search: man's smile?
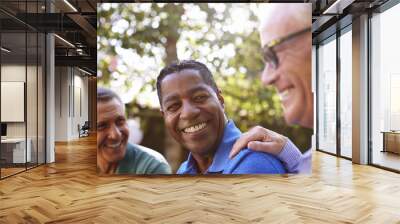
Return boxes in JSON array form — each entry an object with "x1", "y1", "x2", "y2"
[
  {"x1": 277, "y1": 85, "x2": 295, "y2": 102},
  {"x1": 104, "y1": 141, "x2": 122, "y2": 149},
  {"x1": 181, "y1": 122, "x2": 207, "y2": 134}
]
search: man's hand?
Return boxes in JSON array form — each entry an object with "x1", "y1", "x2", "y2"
[{"x1": 229, "y1": 126, "x2": 288, "y2": 159}]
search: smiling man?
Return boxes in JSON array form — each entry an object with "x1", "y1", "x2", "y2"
[
  {"x1": 259, "y1": 5, "x2": 312, "y2": 127},
  {"x1": 229, "y1": 4, "x2": 312, "y2": 174},
  {"x1": 156, "y1": 60, "x2": 285, "y2": 174},
  {"x1": 97, "y1": 87, "x2": 171, "y2": 175}
]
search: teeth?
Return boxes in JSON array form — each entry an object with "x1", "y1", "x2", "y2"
[
  {"x1": 183, "y1": 122, "x2": 207, "y2": 133},
  {"x1": 279, "y1": 89, "x2": 290, "y2": 100},
  {"x1": 106, "y1": 142, "x2": 121, "y2": 148}
]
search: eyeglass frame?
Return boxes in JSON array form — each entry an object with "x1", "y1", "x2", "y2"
[{"x1": 261, "y1": 27, "x2": 311, "y2": 69}]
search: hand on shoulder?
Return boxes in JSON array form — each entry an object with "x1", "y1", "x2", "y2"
[{"x1": 229, "y1": 126, "x2": 288, "y2": 159}]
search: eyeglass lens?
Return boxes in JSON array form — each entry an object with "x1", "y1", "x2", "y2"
[{"x1": 263, "y1": 47, "x2": 279, "y2": 69}]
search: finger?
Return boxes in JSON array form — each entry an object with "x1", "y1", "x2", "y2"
[
  {"x1": 230, "y1": 131, "x2": 266, "y2": 159},
  {"x1": 247, "y1": 141, "x2": 280, "y2": 155},
  {"x1": 229, "y1": 140, "x2": 247, "y2": 159}
]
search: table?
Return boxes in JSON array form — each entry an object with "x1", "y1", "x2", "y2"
[
  {"x1": 1, "y1": 138, "x2": 31, "y2": 163},
  {"x1": 381, "y1": 131, "x2": 400, "y2": 154}
]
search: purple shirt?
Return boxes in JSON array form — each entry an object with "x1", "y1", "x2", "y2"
[{"x1": 277, "y1": 140, "x2": 312, "y2": 174}]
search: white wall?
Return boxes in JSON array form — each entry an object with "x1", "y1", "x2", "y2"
[
  {"x1": 1, "y1": 65, "x2": 26, "y2": 141},
  {"x1": 73, "y1": 73, "x2": 89, "y2": 137},
  {"x1": 55, "y1": 66, "x2": 68, "y2": 141},
  {"x1": 1, "y1": 65, "x2": 32, "y2": 137},
  {"x1": 54, "y1": 67, "x2": 89, "y2": 141}
]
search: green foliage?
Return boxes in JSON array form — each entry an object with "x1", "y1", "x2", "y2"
[{"x1": 98, "y1": 3, "x2": 312, "y2": 152}]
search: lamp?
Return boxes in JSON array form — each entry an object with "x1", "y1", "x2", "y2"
[
  {"x1": 78, "y1": 67, "x2": 93, "y2": 76},
  {"x1": 1, "y1": 47, "x2": 11, "y2": 53},
  {"x1": 54, "y1": 34, "x2": 75, "y2": 48},
  {"x1": 63, "y1": 0, "x2": 78, "y2": 12}
]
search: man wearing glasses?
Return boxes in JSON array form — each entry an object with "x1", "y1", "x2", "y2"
[{"x1": 229, "y1": 4, "x2": 312, "y2": 174}]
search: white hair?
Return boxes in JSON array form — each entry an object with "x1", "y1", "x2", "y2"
[{"x1": 258, "y1": 3, "x2": 311, "y2": 32}]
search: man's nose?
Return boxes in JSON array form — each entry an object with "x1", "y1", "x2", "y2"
[
  {"x1": 108, "y1": 124, "x2": 122, "y2": 140},
  {"x1": 180, "y1": 101, "x2": 200, "y2": 120},
  {"x1": 261, "y1": 63, "x2": 279, "y2": 86}
]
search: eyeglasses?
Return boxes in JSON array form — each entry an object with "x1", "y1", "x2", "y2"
[{"x1": 262, "y1": 27, "x2": 311, "y2": 69}]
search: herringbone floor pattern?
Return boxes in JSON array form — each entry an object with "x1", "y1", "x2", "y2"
[{"x1": 1, "y1": 135, "x2": 400, "y2": 223}]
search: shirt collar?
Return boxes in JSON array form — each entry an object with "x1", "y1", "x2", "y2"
[
  {"x1": 116, "y1": 143, "x2": 136, "y2": 173},
  {"x1": 182, "y1": 120, "x2": 241, "y2": 174}
]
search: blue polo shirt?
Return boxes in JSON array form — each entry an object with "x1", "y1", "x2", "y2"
[{"x1": 177, "y1": 120, "x2": 285, "y2": 174}]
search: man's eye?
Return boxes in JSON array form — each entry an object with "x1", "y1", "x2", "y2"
[
  {"x1": 167, "y1": 103, "x2": 180, "y2": 112},
  {"x1": 97, "y1": 123, "x2": 107, "y2": 130},
  {"x1": 116, "y1": 118, "x2": 126, "y2": 126},
  {"x1": 194, "y1": 95, "x2": 207, "y2": 102}
]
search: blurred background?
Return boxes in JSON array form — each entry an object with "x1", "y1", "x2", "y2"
[{"x1": 97, "y1": 3, "x2": 312, "y2": 172}]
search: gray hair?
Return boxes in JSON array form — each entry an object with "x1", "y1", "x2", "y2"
[{"x1": 97, "y1": 87, "x2": 123, "y2": 104}]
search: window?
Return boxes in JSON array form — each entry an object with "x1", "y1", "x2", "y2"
[
  {"x1": 339, "y1": 28, "x2": 352, "y2": 158},
  {"x1": 0, "y1": 1, "x2": 46, "y2": 179},
  {"x1": 317, "y1": 36, "x2": 337, "y2": 154},
  {"x1": 370, "y1": 2, "x2": 400, "y2": 171}
]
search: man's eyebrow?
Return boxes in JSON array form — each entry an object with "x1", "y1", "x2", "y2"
[
  {"x1": 162, "y1": 94, "x2": 179, "y2": 105},
  {"x1": 116, "y1": 115, "x2": 126, "y2": 120},
  {"x1": 187, "y1": 86, "x2": 210, "y2": 95},
  {"x1": 162, "y1": 85, "x2": 212, "y2": 105},
  {"x1": 97, "y1": 120, "x2": 106, "y2": 126}
]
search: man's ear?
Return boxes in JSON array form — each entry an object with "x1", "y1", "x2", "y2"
[{"x1": 217, "y1": 88, "x2": 225, "y2": 108}]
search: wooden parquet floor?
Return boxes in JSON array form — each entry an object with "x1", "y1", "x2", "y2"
[
  {"x1": 1, "y1": 135, "x2": 400, "y2": 223},
  {"x1": 1, "y1": 167, "x2": 26, "y2": 177}
]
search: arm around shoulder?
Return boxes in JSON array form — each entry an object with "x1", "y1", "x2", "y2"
[{"x1": 277, "y1": 140, "x2": 312, "y2": 174}]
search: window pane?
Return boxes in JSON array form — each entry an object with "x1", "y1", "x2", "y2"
[
  {"x1": 0, "y1": 1, "x2": 46, "y2": 179},
  {"x1": 1, "y1": 30, "x2": 27, "y2": 177},
  {"x1": 371, "y1": 3, "x2": 400, "y2": 171},
  {"x1": 340, "y1": 29, "x2": 352, "y2": 158},
  {"x1": 318, "y1": 37, "x2": 337, "y2": 154}
]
